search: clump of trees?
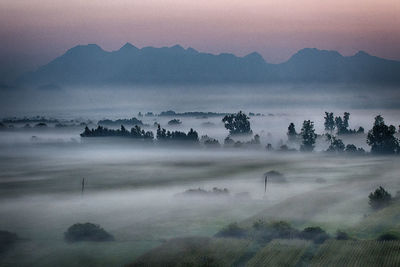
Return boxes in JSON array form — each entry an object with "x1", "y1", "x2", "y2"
[
  {"x1": 336, "y1": 230, "x2": 350, "y2": 240},
  {"x1": 222, "y1": 134, "x2": 260, "y2": 148},
  {"x1": 345, "y1": 144, "x2": 365, "y2": 154},
  {"x1": 326, "y1": 134, "x2": 345, "y2": 153},
  {"x1": 369, "y1": 186, "x2": 392, "y2": 210},
  {"x1": 222, "y1": 111, "x2": 252, "y2": 135},
  {"x1": 167, "y1": 119, "x2": 182, "y2": 125},
  {"x1": 156, "y1": 125, "x2": 199, "y2": 143},
  {"x1": 377, "y1": 232, "x2": 399, "y2": 241},
  {"x1": 300, "y1": 226, "x2": 330, "y2": 244},
  {"x1": 200, "y1": 135, "x2": 220, "y2": 148},
  {"x1": 300, "y1": 120, "x2": 317, "y2": 152},
  {"x1": 64, "y1": 223, "x2": 114, "y2": 242},
  {"x1": 324, "y1": 111, "x2": 364, "y2": 135},
  {"x1": 367, "y1": 115, "x2": 399, "y2": 154},
  {"x1": 98, "y1": 117, "x2": 143, "y2": 126},
  {"x1": 81, "y1": 125, "x2": 154, "y2": 139}
]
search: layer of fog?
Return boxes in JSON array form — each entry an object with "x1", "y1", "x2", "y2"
[{"x1": 1, "y1": 84, "x2": 400, "y2": 266}]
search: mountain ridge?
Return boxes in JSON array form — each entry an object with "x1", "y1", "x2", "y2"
[{"x1": 17, "y1": 44, "x2": 400, "y2": 86}]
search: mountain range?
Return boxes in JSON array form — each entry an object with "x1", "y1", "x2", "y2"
[{"x1": 17, "y1": 43, "x2": 400, "y2": 87}]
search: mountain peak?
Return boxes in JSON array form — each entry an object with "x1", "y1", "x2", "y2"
[
  {"x1": 120, "y1": 42, "x2": 138, "y2": 51},
  {"x1": 65, "y1": 44, "x2": 104, "y2": 56},
  {"x1": 170, "y1": 44, "x2": 184, "y2": 51},
  {"x1": 287, "y1": 48, "x2": 343, "y2": 64},
  {"x1": 244, "y1": 52, "x2": 265, "y2": 62}
]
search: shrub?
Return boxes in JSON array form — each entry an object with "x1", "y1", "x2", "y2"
[
  {"x1": 215, "y1": 223, "x2": 247, "y2": 238},
  {"x1": 167, "y1": 119, "x2": 182, "y2": 125},
  {"x1": 300, "y1": 226, "x2": 330, "y2": 244},
  {"x1": 336, "y1": 230, "x2": 350, "y2": 240},
  {"x1": 64, "y1": 223, "x2": 114, "y2": 242},
  {"x1": 377, "y1": 232, "x2": 399, "y2": 241},
  {"x1": 368, "y1": 186, "x2": 392, "y2": 210}
]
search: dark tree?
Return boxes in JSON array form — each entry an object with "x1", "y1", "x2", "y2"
[
  {"x1": 167, "y1": 119, "x2": 182, "y2": 125},
  {"x1": 300, "y1": 226, "x2": 330, "y2": 244},
  {"x1": 336, "y1": 230, "x2": 350, "y2": 240},
  {"x1": 367, "y1": 115, "x2": 399, "y2": 154},
  {"x1": 326, "y1": 134, "x2": 345, "y2": 153},
  {"x1": 343, "y1": 112, "x2": 350, "y2": 129},
  {"x1": 64, "y1": 223, "x2": 114, "y2": 242},
  {"x1": 369, "y1": 186, "x2": 392, "y2": 210},
  {"x1": 287, "y1": 123, "x2": 297, "y2": 141},
  {"x1": 156, "y1": 125, "x2": 199, "y2": 142},
  {"x1": 222, "y1": 111, "x2": 252, "y2": 135},
  {"x1": 334, "y1": 112, "x2": 351, "y2": 134},
  {"x1": 300, "y1": 120, "x2": 317, "y2": 152},
  {"x1": 324, "y1": 112, "x2": 335, "y2": 132},
  {"x1": 80, "y1": 125, "x2": 153, "y2": 139}
]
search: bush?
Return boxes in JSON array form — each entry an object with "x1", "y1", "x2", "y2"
[
  {"x1": 300, "y1": 226, "x2": 330, "y2": 244},
  {"x1": 251, "y1": 220, "x2": 299, "y2": 243},
  {"x1": 215, "y1": 223, "x2": 247, "y2": 238},
  {"x1": 64, "y1": 223, "x2": 114, "y2": 242},
  {"x1": 377, "y1": 232, "x2": 399, "y2": 241},
  {"x1": 167, "y1": 119, "x2": 182, "y2": 125},
  {"x1": 336, "y1": 230, "x2": 350, "y2": 240},
  {"x1": 369, "y1": 186, "x2": 392, "y2": 210}
]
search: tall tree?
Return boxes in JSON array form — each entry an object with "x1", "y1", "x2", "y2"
[
  {"x1": 324, "y1": 112, "x2": 335, "y2": 132},
  {"x1": 367, "y1": 115, "x2": 399, "y2": 154},
  {"x1": 222, "y1": 111, "x2": 252, "y2": 135},
  {"x1": 287, "y1": 122, "x2": 297, "y2": 142},
  {"x1": 300, "y1": 120, "x2": 317, "y2": 152}
]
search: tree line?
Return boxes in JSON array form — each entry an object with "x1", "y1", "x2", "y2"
[{"x1": 81, "y1": 111, "x2": 399, "y2": 154}]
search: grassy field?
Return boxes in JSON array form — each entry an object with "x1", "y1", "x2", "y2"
[
  {"x1": 310, "y1": 240, "x2": 400, "y2": 266},
  {"x1": 247, "y1": 239, "x2": 312, "y2": 267},
  {"x1": 129, "y1": 237, "x2": 250, "y2": 267}
]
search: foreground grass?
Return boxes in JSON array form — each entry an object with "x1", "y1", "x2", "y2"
[
  {"x1": 247, "y1": 239, "x2": 311, "y2": 267},
  {"x1": 310, "y1": 240, "x2": 400, "y2": 266},
  {"x1": 129, "y1": 237, "x2": 250, "y2": 267}
]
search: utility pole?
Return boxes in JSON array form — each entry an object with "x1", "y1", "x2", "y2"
[
  {"x1": 81, "y1": 178, "x2": 85, "y2": 196},
  {"x1": 264, "y1": 175, "x2": 267, "y2": 193}
]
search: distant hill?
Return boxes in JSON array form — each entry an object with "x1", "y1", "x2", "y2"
[{"x1": 17, "y1": 44, "x2": 400, "y2": 86}]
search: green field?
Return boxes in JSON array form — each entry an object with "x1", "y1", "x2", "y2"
[{"x1": 310, "y1": 240, "x2": 400, "y2": 266}]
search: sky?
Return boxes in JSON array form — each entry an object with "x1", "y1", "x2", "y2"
[{"x1": 0, "y1": 0, "x2": 399, "y2": 82}]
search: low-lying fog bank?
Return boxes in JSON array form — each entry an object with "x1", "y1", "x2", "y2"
[{"x1": 0, "y1": 139, "x2": 399, "y2": 266}]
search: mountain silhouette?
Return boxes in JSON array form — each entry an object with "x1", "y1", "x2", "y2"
[{"x1": 17, "y1": 44, "x2": 400, "y2": 86}]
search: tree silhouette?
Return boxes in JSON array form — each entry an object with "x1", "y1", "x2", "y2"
[
  {"x1": 367, "y1": 115, "x2": 399, "y2": 154},
  {"x1": 326, "y1": 134, "x2": 345, "y2": 153},
  {"x1": 324, "y1": 112, "x2": 335, "y2": 132},
  {"x1": 222, "y1": 111, "x2": 252, "y2": 135},
  {"x1": 369, "y1": 186, "x2": 392, "y2": 210},
  {"x1": 300, "y1": 120, "x2": 317, "y2": 152},
  {"x1": 287, "y1": 123, "x2": 297, "y2": 141}
]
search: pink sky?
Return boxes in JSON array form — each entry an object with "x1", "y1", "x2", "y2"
[{"x1": 0, "y1": 0, "x2": 399, "y2": 79}]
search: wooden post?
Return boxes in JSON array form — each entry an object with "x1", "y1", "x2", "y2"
[{"x1": 81, "y1": 178, "x2": 85, "y2": 196}]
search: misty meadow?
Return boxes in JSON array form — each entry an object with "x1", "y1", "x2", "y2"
[{"x1": 1, "y1": 0, "x2": 400, "y2": 266}]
